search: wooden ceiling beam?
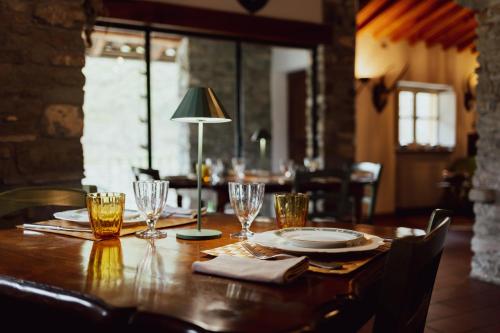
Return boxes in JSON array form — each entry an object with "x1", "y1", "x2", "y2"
[
  {"x1": 440, "y1": 18, "x2": 477, "y2": 48},
  {"x1": 420, "y1": 7, "x2": 471, "y2": 42},
  {"x1": 457, "y1": 36, "x2": 476, "y2": 51},
  {"x1": 454, "y1": 30, "x2": 477, "y2": 49},
  {"x1": 374, "y1": 0, "x2": 440, "y2": 39},
  {"x1": 360, "y1": 0, "x2": 419, "y2": 36},
  {"x1": 357, "y1": 0, "x2": 393, "y2": 30},
  {"x1": 395, "y1": 1, "x2": 457, "y2": 42}
]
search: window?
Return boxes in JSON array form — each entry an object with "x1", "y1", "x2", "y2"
[{"x1": 397, "y1": 82, "x2": 456, "y2": 150}]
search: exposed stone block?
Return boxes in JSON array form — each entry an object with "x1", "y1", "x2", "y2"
[
  {"x1": 34, "y1": 1, "x2": 86, "y2": 29},
  {"x1": 42, "y1": 104, "x2": 83, "y2": 138}
]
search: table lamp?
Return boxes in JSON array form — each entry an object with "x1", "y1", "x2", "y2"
[{"x1": 171, "y1": 87, "x2": 231, "y2": 240}]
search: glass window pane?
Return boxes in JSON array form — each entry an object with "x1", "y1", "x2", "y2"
[
  {"x1": 398, "y1": 91, "x2": 414, "y2": 117},
  {"x1": 438, "y1": 90, "x2": 456, "y2": 147},
  {"x1": 82, "y1": 28, "x2": 146, "y2": 207},
  {"x1": 416, "y1": 92, "x2": 438, "y2": 118},
  {"x1": 416, "y1": 119, "x2": 438, "y2": 146},
  {"x1": 399, "y1": 118, "x2": 414, "y2": 146}
]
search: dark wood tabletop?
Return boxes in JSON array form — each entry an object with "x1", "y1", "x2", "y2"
[{"x1": 0, "y1": 212, "x2": 424, "y2": 332}]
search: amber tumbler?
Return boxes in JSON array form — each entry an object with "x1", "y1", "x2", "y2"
[
  {"x1": 274, "y1": 193, "x2": 309, "y2": 229},
  {"x1": 87, "y1": 192, "x2": 125, "y2": 239}
]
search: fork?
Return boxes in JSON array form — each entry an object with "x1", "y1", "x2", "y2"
[{"x1": 241, "y1": 242, "x2": 343, "y2": 270}]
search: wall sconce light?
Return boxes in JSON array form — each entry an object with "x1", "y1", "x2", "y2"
[
  {"x1": 251, "y1": 128, "x2": 271, "y2": 170},
  {"x1": 464, "y1": 73, "x2": 477, "y2": 112},
  {"x1": 356, "y1": 64, "x2": 408, "y2": 113}
]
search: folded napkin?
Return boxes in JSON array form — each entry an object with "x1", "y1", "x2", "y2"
[
  {"x1": 162, "y1": 205, "x2": 207, "y2": 218},
  {"x1": 192, "y1": 255, "x2": 309, "y2": 284}
]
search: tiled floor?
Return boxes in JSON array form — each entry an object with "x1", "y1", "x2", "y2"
[{"x1": 359, "y1": 214, "x2": 500, "y2": 333}]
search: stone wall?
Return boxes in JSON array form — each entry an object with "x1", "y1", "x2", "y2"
[
  {"x1": 457, "y1": 0, "x2": 500, "y2": 285},
  {"x1": 318, "y1": 0, "x2": 356, "y2": 168},
  {"x1": 181, "y1": 38, "x2": 271, "y2": 170},
  {"x1": 0, "y1": 0, "x2": 94, "y2": 188}
]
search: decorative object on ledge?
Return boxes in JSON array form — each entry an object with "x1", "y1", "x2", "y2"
[
  {"x1": 371, "y1": 64, "x2": 408, "y2": 113},
  {"x1": 171, "y1": 87, "x2": 231, "y2": 240},
  {"x1": 237, "y1": 0, "x2": 269, "y2": 14},
  {"x1": 251, "y1": 128, "x2": 271, "y2": 170}
]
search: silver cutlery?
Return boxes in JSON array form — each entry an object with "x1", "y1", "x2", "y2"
[
  {"x1": 242, "y1": 242, "x2": 343, "y2": 270},
  {"x1": 22, "y1": 224, "x2": 93, "y2": 233}
]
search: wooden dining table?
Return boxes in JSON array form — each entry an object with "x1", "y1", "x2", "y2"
[
  {"x1": 0, "y1": 209, "x2": 424, "y2": 332},
  {"x1": 165, "y1": 173, "x2": 374, "y2": 222}
]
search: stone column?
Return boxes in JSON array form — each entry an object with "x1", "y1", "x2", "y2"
[
  {"x1": 457, "y1": 0, "x2": 500, "y2": 285},
  {"x1": 0, "y1": 0, "x2": 96, "y2": 187},
  {"x1": 318, "y1": 0, "x2": 356, "y2": 168}
]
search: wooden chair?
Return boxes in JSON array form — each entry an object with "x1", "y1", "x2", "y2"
[
  {"x1": 294, "y1": 167, "x2": 351, "y2": 221},
  {"x1": 131, "y1": 167, "x2": 160, "y2": 181},
  {"x1": 426, "y1": 208, "x2": 452, "y2": 234},
  {"x1": 373, "y1": 216, "x2": 451, "y2": 333},
  {"x1": 352, "y1": 162, "x2": 383, "y2": 224},
  {"x1": 0, "y1": 186, "x2": 95, "y2": 218}
]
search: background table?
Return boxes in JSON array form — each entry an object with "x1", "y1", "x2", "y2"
[
  {"x1": 165, "y1": 174, "x2": 373, "y2": 222},
  {"x1": 0, "y1": 211, "x2": 424, "y2": 332}
]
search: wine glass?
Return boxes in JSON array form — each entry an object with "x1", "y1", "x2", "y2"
[
  {"x1": 231, "y1": 157, "x2": 246, "y2": 180},
  {"x1": 279, "y1": 159, "x2": 296, "y2": 179},
  {"x1": 228, "y1": 182, "x2": 265, "y2": 239},
  {"x1": 133, "y1": 180, "x2": 169, "y2": 239}
]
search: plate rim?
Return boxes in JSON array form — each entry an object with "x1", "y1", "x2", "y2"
[
  {"x1": 274, "y1": 227, "x2": 365, "y2": 246},
  {"x1": 53, "y1": 208, "x2": 143, "y2": 224},
  {"x1": 250, "y1": 230, "x2": 384, "y2": 254}
]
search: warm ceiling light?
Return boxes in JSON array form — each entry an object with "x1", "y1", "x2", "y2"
[
  {"x1": 120, "y1": 44, "x2": 131, "y2": 53},
  {"x1": 136, "y1": 46, "x2": 145, "y2": 54},
  {"x1": 165, "y1": 48, "x2": 176, "y2": 57}
]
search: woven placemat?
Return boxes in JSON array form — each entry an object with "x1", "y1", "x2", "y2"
[
  {"x1": 203, "y1": 241, "x2": 390, "y2": 275},
  {"x1": 18, "y1": 217, "x2": 196, "y2": 241}
]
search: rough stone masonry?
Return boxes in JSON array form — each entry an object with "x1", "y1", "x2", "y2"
[
  {"x1": 458, "y1": 0, "x2": 500, "y2": 285},
  {"x1": 0, "y1": 0, "x2": 95, "y2": 188}
]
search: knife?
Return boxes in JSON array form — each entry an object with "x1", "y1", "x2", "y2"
[{"x1": 22, "y1": 224, "x2": 93, "y2": 233}]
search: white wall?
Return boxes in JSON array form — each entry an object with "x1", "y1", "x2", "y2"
[
  {"x1": 270, "y1": 47, "x2": 311, "y2": 171},
  {"x1": 152, "y1": 0, "x2": 323, "y2": 23}
]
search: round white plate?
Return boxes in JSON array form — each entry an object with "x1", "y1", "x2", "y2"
[
  {"x1": 250, "y1": 230, "x2": 384, "y2": 254},
  {"x1": 274, "y1": 227, "x2": 365, "y2": 249},
  {"x1": 53, "y1": 209, "x2": 143, "y2": 224}
]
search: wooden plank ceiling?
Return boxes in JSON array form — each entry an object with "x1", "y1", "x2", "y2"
[{"x1": 357, "y1": 0, "x2": 477, "y2": 52}]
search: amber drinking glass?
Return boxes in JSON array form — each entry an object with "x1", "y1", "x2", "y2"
[
  {"x1": 86, "y1": 192, "x2": 125, "y2": 239},
  {"x1": 274, "y1": 193, "x2": 309, "y2": 229}
]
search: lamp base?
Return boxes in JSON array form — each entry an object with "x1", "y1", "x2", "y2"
[{"x1": 175, "y1": 228, "x2": 222, "y2": 240}]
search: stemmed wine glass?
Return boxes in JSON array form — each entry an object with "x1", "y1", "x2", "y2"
[
  {"x1": 228, "y1": 182, "x2": 265, "y2": 239},
  {"x1": 133, "y1": 180, "x2": 169, "y2": 239}
]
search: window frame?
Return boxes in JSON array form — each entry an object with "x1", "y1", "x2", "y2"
[{"x1": 395, "y1": 81, "x2": 456, "y2": 153}]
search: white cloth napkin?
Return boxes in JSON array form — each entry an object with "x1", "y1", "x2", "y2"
[
  {"x1": 192, "y1": 255, "x2": 309, "y2": 284},
  {"x1": 162, "y1": 205, "x2": 207, "y2": 218}
]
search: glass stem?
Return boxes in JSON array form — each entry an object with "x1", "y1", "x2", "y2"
[{"x1": 146, "y1": 218, "x2": 156, "y2": 233}]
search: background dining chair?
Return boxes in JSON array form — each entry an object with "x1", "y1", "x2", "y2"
[
  {"x1": 0, "y1": 186, "x2": 95, "y2": 218},
  {"x1": 294, "y1": 167, "x2": 351, "y2": 221},
  {"x1": 426, "y1": 208, "x2": 452, "y2": 234},
  {"x1": 351, "y1": 162, "x2": 383, "y2": 224},
  {"x1": 372, "y1": 216, "x2": 451, "y2": 333},
  {"x1": 131, "y1": 167, "x2": 161, "y2": 181}
]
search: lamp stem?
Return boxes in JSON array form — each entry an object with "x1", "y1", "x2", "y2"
[{"x1": 197, "y1": 121, "x2": 203, "y2": 232}]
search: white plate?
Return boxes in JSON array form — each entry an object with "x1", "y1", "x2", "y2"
[
  {"x1": 250, "y1": 230, "x2": 384, "y2": 254},
  {"x1": 274, "y1": 227, "x2": 365, "y2": 249},
  {"x1": 53, "y1": 209, "x2": 143, "y2": 224}
]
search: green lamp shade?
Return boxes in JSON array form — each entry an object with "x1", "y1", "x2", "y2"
[{"x1": 171, "y1": 87, "x2": 232, "y2": 123}]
